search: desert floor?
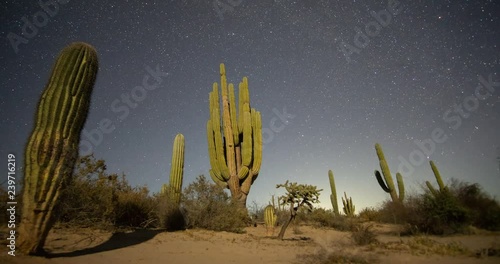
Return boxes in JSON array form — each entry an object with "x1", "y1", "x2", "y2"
[{"x1": 1, "y1": 223, "x2": 499, "y2": 264}]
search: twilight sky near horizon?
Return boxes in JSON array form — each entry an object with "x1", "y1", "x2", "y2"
[{"x1": 1, "y1": 0, "x2": 499, "y2": 210}]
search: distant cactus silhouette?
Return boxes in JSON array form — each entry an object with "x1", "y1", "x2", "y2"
[
  {"x1": 342, "y1": 192, "x2": 355, "y2": 217},
  {"x1": 18, "y1": 42, "x2": 98, "y2": 255}
]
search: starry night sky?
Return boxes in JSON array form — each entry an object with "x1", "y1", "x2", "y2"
[{"x1": 1, "y1": 0, "x2": 499, "y2": 210}]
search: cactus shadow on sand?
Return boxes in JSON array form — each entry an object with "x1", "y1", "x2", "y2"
[{"x1": 45, "y1": 229, "x2": 164, "y2": 258}]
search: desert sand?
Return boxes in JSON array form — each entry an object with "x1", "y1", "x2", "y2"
[{"x1": 1, "y1": 223, "x2": 499, "y2": 264}]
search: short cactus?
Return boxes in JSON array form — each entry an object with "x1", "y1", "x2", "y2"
[
  {"x1": 264, "y1": 205, "x2": 277, "y2": 236},
  {"x1": 342, "y1": 192, "x2": 355, "y2": 217}
]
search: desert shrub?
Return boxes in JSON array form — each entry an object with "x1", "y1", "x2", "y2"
[
  {"x1": 113, "y1": 185, "x2": 157, "y2": 228},
  {"x1": 156, "y1": 189, "x2": 186, "y2": 230},
  {"x1": 181, "y1": 175, "x2": 247, "y2": 233},
  {"x1": 376, "y1": 200, "x2": 409, "y2": 224},
  {"x1": 449, "y1": 180, "x2": 500, "y2": 231},
  {"x1": 306, "y1": 208, "x2": 336, "y2": 227},
  {"x1": 351, "y1": 224, "x2": 378, "y2": 246},
  {"x1": 57, "y1": 155, "x2": 156, "y2": 229},
  {"x1": 411, "y1": 190, "x2": 471, "y2": 235},
  {"x1": 358, "y1": 207, "x2": 380, "y2": 222}
]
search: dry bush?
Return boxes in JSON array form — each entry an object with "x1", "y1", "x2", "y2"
[
  {"x1": 351, "y1": 224, "x2": 378, "y2": 246},
  {"x1": 114, "y1": 185, "x2": 157, "y2": 228},
  {"x1": 181, "y1": 175, "x2": 247, "y2": 233},
  {"x1": 57, "y1": 155, "x2": 156, "y2": 229},
  {"x1": 155, "y1": 191, "x2": 185, "y2": 230},
  {"x1": 357, "y1": 207, "x2": 380, "y2": 222}
]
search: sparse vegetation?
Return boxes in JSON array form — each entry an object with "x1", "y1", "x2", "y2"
[
  {"x1": 276, "y1": 181, "x2": 322, "y2": 239},
  {"x1": 296, "y1": 249, "x2": 377, "y2": 264},
  {"x1": 351, "y1": 224, "x2": 378, "y2": 246},
  {"x1": 181, "y1": 175, "x2": 247, "y2": 233}
]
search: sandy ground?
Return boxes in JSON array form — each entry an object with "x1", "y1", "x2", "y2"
[{"x1": 1, "y1": 223, "x2": 499, "y2": 264}]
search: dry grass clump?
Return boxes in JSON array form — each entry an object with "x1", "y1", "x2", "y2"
[{"x1": 351, "y1": 224, "x2": 378, "y2": 246}]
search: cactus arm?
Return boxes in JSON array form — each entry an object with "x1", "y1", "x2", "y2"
[
  {"x1": 426, "y1": 180, "x2": 438, "y2": 196},
  {"x1": 229, "y1": 84, "x2": 239, "y2": 145},
  {"x1": 375, "y1": 170, "x2": 390, "y2": 193},
  {"x1": 250, "y1": 109, "x2": 262, "y2": 175},
  {"x1": 396, "y1": 172, "x2": 405, "y2": 202},
  {"x1": 209, "y1": 169, "x2": 228, "y2": 189},
  {"x1": 430, "y1": 160, "x2": 447, "y2": 191}
]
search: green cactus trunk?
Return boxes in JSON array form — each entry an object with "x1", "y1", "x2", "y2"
[
  {"x1": 342, "y1": 192, "x2": 355, "y2": 217},
  {"x1": 328, "y1": 170, "x2": 340, "y2": 216},
  {"x1": 207, "y1": 63, "x2": 262, "y2": 208},
  {"x1": 18, "y1": 42, "x2": 98, "y2": 255},
  {"x1": 169, "y1": 134, "x2": 184, "y2": 206},
  {"x1": 374, "y1": 143, "x2": 405, "y2": 203},
  {"x1": 264, "y1": 205, "x2": 277, "y2": 236}
]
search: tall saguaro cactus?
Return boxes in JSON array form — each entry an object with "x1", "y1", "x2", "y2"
[
  {"x1": 18, "y1": 42, "x2": 99, "y2": 255},
  {"x1": 374, "y1": 143, "x2": 405, "y2": 203},
  {"x1": 206, "y1": 63, "x2": 262, "y2": 208},
  {"x1": 328, "y1": 170, "x2": 340, "y2": 216}
]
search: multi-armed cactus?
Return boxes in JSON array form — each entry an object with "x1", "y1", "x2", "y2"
[
  {"x1": 328, "y1": 170, "x2": 340, "y2": 216},
  {"x1": 342, "y1": 192, "x2": 355, "y2": 217},
  {"x1": 264, "y1": 205, "x2": 277, "y2": 236},
  {"x1": 168, "y1": 133, "x2": 184, "y2": 205},
  {"x1": 18, "y1": 42, "x2": 99, "y2": 255},
  {"x1": 374, "y1": 143, "x2": 405, "y2": 203},
  {"x1": 207, "y1": 63, "x2": 262, "y2": 208},
  {"x1": 425, "y1": 160, "x2": 448, "y2": 196}
]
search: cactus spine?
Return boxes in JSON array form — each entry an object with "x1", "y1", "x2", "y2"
[
  {"x1": 207, "y1": 63, "x2": 262, "y2": 208},
  {"x1": 169, "y1": 134, "x2": 184, "y2": 205},
  {"x1": 328, "y1": 170, "x2": 340, "y2": 216},
  {"x1": 425, "y1": 160, "x2": 447, "y2": 196},
  {"x1": 374, "y1": 143, "x2": 405, "y2": 203},
  {"x1": 342, "y1": 192, "x2": 355, "y2": 217},
  {"x1": 18, "y1": 42, "x2": 98, "y2": 255},
  {"x1": 264, "y1": 205, "x2": 277, "y2": 236}
]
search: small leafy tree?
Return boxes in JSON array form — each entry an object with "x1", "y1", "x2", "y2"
[{"x1": 276, "y1": 181, "x2": 322, "y2": 240}]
